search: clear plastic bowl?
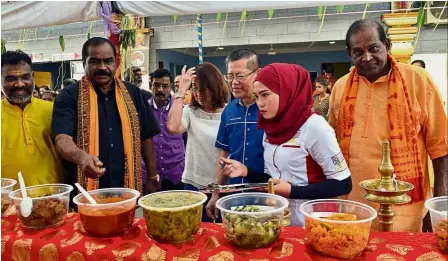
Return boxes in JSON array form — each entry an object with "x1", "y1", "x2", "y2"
[
  {"x1": 216, "y1": 192, "x2": 289, "y2": 249},
  {"x1": 9, "y1": 184, "x2": 73, "y2": 229},
  {"x1": 73, "y1": 188, "x2": 140, "y2": 237},
  {"x1": 300, "y1": 199, "x2": 377, "y2": 259},
  {"x1": 425, "y1": 196, "x2": 448, "y2": 252},
  {"x1": 138, "y1": 190, "x2": 207, "y2": 243},
  {"x1": 1, "y1": 178, "x2": 17, "y2": 216}
]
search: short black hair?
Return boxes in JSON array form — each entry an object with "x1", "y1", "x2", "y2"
[
  {"x1": 124, "y1": 66, "x2": 142, "y2": 81},
  {"x1": 323, "y1": 64, "x2": 334, "y2": 74},
  {"x1": 411, "y1": 60, "x2": 426, "y2": 68},
  {"x1": 1, "y1": 50, "x2": 32, "y2": 69},
  {"x1": 151, "y1": 69, "x2": 172, "y2": 83},
  {"x1": 63, "y1": 78, "x2": 77, "y2": 87},
  {"x1": 225, "y1": 48, "x2": 260, "y2": 71},
  {"x1": 82, "y1": 37, "x2": 117, "y2": 66},
  {"x1": 42, "y1": 90, "x2": 57, "y2": 98},
  {"x1": 345, "y1": 20, "x2": 388, "y2": 51}
]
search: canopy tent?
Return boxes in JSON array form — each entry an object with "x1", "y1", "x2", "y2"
[
  {"x1": 1, "y1": 1, "x2": 356, "y2": 31},
  {"x1": 1, "y1": 1, "x2": 100, "y2": 31}
]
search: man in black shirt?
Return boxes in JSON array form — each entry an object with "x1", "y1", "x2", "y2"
[{"x1": 52, "y1": 37, "x2": 160, "y2": 197}]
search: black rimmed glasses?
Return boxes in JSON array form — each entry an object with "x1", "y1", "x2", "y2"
[{"x1": 224, "y1": 69, "x2": 258, "y2": 82}]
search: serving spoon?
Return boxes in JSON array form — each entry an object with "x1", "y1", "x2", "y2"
[
  {"x1": 18, "y1": 171, "x2": 32, "y2": 217},
  {"x1": 75, "y1": 183, "x2": 97, "y2": 205}
]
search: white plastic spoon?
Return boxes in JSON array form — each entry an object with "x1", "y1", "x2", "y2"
[
  {"x1": 75, "y1": 183, "x2": 97, "y2": 205},
  {"x1": 18, "y1": 172, "x2": 32, "y2": 217}
]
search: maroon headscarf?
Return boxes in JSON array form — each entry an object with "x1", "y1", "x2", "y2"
[{"x1": 256, "y1": 63, "x2": 314, "y2": 145}]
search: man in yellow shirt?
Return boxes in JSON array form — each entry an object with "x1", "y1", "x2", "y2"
[
  {"x1": 329, "y1": 20, "x2": 448, "y2": 232},
  {"x1": 1, "y1": 50, "x2": 63, "y2": 187}
]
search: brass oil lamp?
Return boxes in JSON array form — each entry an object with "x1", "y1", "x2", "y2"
[{"x1": 359, "y1": 140, "x2": 414, "y2": 232}]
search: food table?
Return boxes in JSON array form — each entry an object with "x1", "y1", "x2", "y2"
[{"x1": 1, "y1": 210, "x2": 446, "y2": 261}]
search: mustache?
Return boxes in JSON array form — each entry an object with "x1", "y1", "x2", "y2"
[
  {"x1": 155, "y1": 92, "x2": 165, "y2": 96},
  {"x1": 94, "y1": 70, "x2": 112, "y2": 77},
  {"x1": 11, "y1": 87, "x2": 32, "y2": 94}
]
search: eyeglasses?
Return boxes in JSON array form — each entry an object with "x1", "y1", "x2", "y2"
[
  {"x1": 224, "y1": 69, "x2": 258, "y2": 82},
  {"x1": 152, "y1": 83, "x2": 172, "y2": 90}
]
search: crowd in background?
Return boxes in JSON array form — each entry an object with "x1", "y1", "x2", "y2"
[{"x1": 1, "y1": 19, "x2": 446, "y2": 233}]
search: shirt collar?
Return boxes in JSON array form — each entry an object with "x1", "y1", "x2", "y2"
[
  {"x1": 237, "y1": 98, "x2": 256, "y2": 108},
  {"x1": 150, "y1": 95, "x2": 172, "y2": 111}
]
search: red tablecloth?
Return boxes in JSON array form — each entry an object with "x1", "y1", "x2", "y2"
[{"x1": 1, "y1": 211, "x2": 447, "y2": 261}]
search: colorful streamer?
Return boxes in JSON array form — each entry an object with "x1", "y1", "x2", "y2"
[{"x1": 197, "y1": 14, "x2": 203, "y2": 64}]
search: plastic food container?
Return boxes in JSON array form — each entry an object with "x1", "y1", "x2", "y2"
[
  {"x1": 138, "y1": 190, "x2": 207, "y2": 243},
  {"x1": 216, "y1": 192, "x2": 289, "y2": 249},
  {"x1": 1, "y1": 178, "x2": 17, "y2": 216},
  {"x1": 425, "y1": 196, "x2": 448, "y2": 252},
  {"x1": 300, "y1": 199, "x2": 377, "y2": 259},
  {"x1": 73, "y1": 188, "x2": 140, "y2": 237},
  {"x1": 9, "y1": 184, "x2": 73, "y2": 229}
]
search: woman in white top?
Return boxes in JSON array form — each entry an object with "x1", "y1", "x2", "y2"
[
  {"x1": 167, "y1": 63, "x2": 228, "y2": 220},
  {"x1": 220, "y1": 63, "x2": 352, "y2": 226}
]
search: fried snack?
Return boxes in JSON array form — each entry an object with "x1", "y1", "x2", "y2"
[
  {"x1": 223, "y1": 205, "x2": 282, "y2": 249},
  {"x1": 18, "y1": 196, "x2": 68, "y2": 228},
  {"x1": 305, "y1": 213, "x2": 370, "y2": 259},
  {"x1": 1, "y1": 193, "x2": 11, "y2": 214},
  {"x1": 435, "y1": 219, "x2": 448, "y2": 252}
]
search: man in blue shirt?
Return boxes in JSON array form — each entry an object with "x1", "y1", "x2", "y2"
[{"x1": 206, "y1": 48, "x2": 265, "y2": 220}]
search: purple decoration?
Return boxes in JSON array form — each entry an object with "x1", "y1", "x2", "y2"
[{"x1": 99, "y1": 1, "x2": 120, "y2": 36}]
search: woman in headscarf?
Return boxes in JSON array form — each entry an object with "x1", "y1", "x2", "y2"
[{"x1": 218, "y1": 63, "x2": 352, "y2": 226}]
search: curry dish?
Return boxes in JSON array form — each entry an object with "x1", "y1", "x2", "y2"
[
  {"x1": 140, "y1": 191, "x2": 204, "y2": 243},
  {"x1": 305, "y1": 213, "x2": 370, "y2": 259},
  {"x1": 435, "y1": 219, "x2": 448, "y2": 252},
  {"x1": 223, "y1": 205, "x2": 282, "y2": 249},
  {"x1": 18, "y1": 197, "x2": 67, "y2": 228},
  {"x1": 1, "y1": 193, "x2": 10, "y2": 214},
  {"x1": 78, "y1": 196, "x2": 135, "y2": 237}
]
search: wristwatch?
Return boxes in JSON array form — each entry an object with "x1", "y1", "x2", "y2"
[{"x1": 174, "y1": 92, "x2": 185, "y2": 99}]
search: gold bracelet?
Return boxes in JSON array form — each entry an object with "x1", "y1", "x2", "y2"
[{"x1": 148, "y1": 174, "x2": 160, "y2": 182}]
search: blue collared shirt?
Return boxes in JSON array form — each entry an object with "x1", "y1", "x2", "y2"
[{"x1": 215, "y1": 99, "x2": 265, "y2": 184}]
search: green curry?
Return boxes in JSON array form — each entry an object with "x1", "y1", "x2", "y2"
[
  {"x1": 140, "y1": 192, "x2": 204, "y2": 243},
  {"x1": 223, "y1": 205, "x2": 282, "y2": 249}
]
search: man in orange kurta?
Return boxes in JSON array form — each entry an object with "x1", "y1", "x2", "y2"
[{"x1": 329, "y1": 20, "x2": 448, "y2": 232}]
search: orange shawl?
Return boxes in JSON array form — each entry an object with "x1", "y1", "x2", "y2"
[
  {"x1": 76, "y1": 76, "x2": 142, "y2": 193},
  {"x1": 337, "y1": 54, "x2": 424, "y2": 202}
]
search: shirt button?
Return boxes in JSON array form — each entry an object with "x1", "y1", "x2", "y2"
[
  {"x1": 247, "y1": 128, "x2": 250, "y2": 131},
  {"x1": 160, "y1": 134, "x2": 163, "y2": 136},
  {"x1": 162, "y1": 168, "x2": 165, "y2": 171},
  {"x1": 246, "y1": 143, "x2": 249, "y2": 145},
  {"x1": 111, "y1": 144, "x2": 114, "y2": 148},
  {"x1": 248, "y1": 113, "x2": 251, "y2": 116},
  {"x1": 160, "y1": 145, "x2": 162, "y2": 148},
  {"x1": 105, "y1": 98, "x2": 109, "y2": 101},
  {"x1": 109, "y1": 128, "x2": 112, "y2": 131},
  {"x1": 245, "y1": 158, "x2": 248, "y2": 161},
  {"x1": 160, "y1": 157, "x2": 164, "y2": 159}
]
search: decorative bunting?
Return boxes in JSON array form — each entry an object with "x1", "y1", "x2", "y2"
[
  {"x1": 216, "y1": 13, "x2": 222, "y2": 23},
  {"x1": 362, "y1": 3, "x2": 370, "y2": 20},
  {"x1": 336, "y1": 5, "x2": 344, "y2": 14},
  {"x1": 268, "y1": 9, "x2": 275, "y2": 20},
  {"x1": 173, "y1": 14, "x2": 178, "y2": 23},
  {"x1": 59, "y1": 36, "x2": 65, "y2": 52}
]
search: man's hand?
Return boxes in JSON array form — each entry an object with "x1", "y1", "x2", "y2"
[
  {"x1": 79, "y1": 154, "x2": 105, "y2": 179},
  {"x1": 206, "y1": 193, "x2": 220, "y2": 220},
  {"x1": 273, "y1": 179, "x2": 292, "y2": 198},
  {"x1": 145, "y1": 178, "x2": 158, "y2": 195},
  {"x1": 220, "y1": 157, "x2": 248, "y2": 178}
]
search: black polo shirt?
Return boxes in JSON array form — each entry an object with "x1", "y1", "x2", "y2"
[{"x1": 52, "y1": 81, "x2": 160, "y2": 192}]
